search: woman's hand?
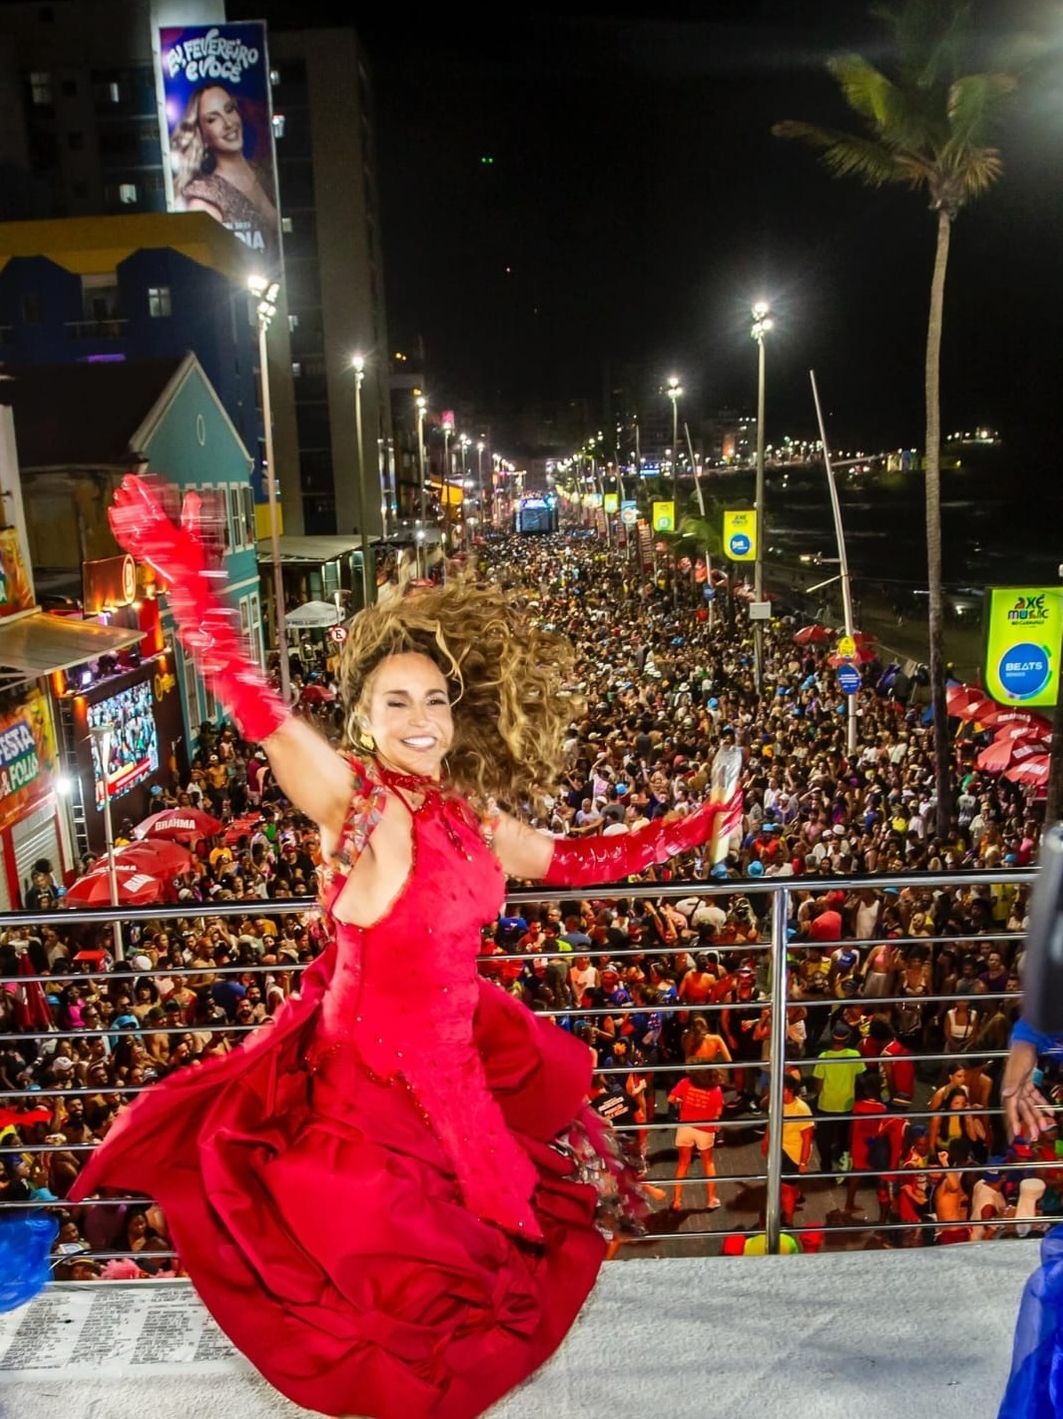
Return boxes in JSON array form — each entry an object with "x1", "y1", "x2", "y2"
[{"x1": 1001, "y1": 1038, "x2": 1055, "y2": 1141}]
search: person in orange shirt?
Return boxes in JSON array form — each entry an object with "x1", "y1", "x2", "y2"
[{"x1": 667, "y1": 1068, "x2": 725, "y2": 1211}]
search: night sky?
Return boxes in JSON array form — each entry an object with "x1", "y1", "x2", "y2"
[{"x1": 246, "y1": 1, "x2": 1063, "y2": 464}]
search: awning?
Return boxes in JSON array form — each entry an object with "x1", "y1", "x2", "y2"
[
  {"x1": 256, "y1": 534, "x2": 379, "y2": 565},
  {"x1": 286, "y1": 599, "x2": 341, "y2": 628},
  {"x1": 0, "y1": 612, "x2": 142, "y2": 679}
]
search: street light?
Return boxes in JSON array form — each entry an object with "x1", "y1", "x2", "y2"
[
  {"x1": 351, "y1": 355, "x2": 374, "y2": 608},
  {"x1": 751, "y1": 300, "x2": 774, "y2": 692},
  {"x1": 88, "y1": 720, "x2": 123, "y2": 962},
  {"x1": 248, "y1": 274, "x2": 289, "y2": 706},
  {"x1": 441, "y1": 414, "x2": 454, "y2": 555},
  {"x1": 666, "y1": 376, "x2": 683, "y2": 606},
  {"x1": 476, "y1": 440, "x2": 486, "y2": 531},
  {"x1": 415, "y1": 395, "x2": 427, "y2": 575}
]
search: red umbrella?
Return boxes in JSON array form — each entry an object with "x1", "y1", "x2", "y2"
[
  {"x1": 947, "y1": 684, "x2": 989, "y2": 720},
  {"x1": 976, "y1": 740, "x2": 1015, "y2": 774},
  {"x1": 794, "y1": 625, "x2": 830, "y2": 646},
  {"x1": 64, "y1": 859, "x2": 171, "y2": 908},
  {"x1": 224, "y1": 811, "x2": 264, "y2": 846},
  {"x1": 116, "y1": 839, "x2": 194, "y2": 877},
  {"x1": 1004, "y1": 755, "x2": 1051, "y2": 786},
  {"x1": 300, "y1": 684, "x2": 337, "y2": 705},
  {"x1": 980, "y1": 706, "x2": 1052, "y2": 732},
  {"x1": 134, "y1": 808, "x2": 222, "y2": 843}
]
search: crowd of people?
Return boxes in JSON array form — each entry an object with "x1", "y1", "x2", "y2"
[{"x1": 0, "y1": 528, "x2": 1051, "y2": 1272}]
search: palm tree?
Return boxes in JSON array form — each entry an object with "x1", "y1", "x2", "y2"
[{"x1": 774, "y1": 0, "x2": 1015, "y2": 827}]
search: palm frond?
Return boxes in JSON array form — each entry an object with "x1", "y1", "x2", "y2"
[
  {"x1": 826, "y1": 54, "x2": 900, "y2": 131},
  {"x1": 774, "y1": 120, "x2": 914, "y2": 189},
  {"x1": 946, "y1": 72, "x2": 1018, "y2": 147}
]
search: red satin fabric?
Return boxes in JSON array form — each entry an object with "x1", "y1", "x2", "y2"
[{"x1": 70, "y1": 782, "x2": 606, "y2": 1419}]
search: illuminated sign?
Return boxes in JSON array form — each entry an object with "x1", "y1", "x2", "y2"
[
  {"x1": 83, "y1": 554, "x2": 137, "y2": 615},
  {"x1": 0, "y1": 529, "x2": 34, "y2": 619},
  {"x1": 985, "y1": 587, "x2": 1062, "y2": 707},
  {"x1": 157, "y1": 22, "x2": 281, "y2": 268},
  {"x1": 723, "y1": 509, "x2": 757, "y2": 562},
  {"x1": 652, "y1": 500, "x2": 675, "y2": 532},
  {"x1": 603, "y1": 493, "x2": 619, "y2": 514}
]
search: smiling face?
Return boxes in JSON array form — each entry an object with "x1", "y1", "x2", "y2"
[
  {"x1": 362, "y1": 652, "x2": 454, "y2": 780},
  {"x1": 197, "y1": 86, "x2": 243, "y2": 156}
]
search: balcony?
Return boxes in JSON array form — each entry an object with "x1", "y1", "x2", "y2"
[
  {"x1": 0, "y1": 868, "x2": 1050, "y2": 1415},
  {"x1": 65, "y1": 319, "x2": 128, "y2": 341}
]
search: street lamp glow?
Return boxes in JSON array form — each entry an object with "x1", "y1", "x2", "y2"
[
  {"x1": 351, "y1": 353, "x2": 365, "y2": 374},
  {"x1": 415, "y1": 394, "x2": 427, "y2": 412},
  {"x1": 752, "y1": 299, "x2": 770, "y2": 319}
]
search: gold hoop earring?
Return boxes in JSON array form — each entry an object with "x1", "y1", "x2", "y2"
[{"x1": 359, "y1": 726, "x2": 375, "y2": 751}]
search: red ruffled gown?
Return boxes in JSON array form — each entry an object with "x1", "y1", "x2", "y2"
[{"x1": 70, "y1": 762, "x2": 628, "y2": 1419}]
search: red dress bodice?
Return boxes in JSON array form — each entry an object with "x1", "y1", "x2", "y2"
[{"x1": 312, "y1": 761, "x2": 542, "y2": 1240}]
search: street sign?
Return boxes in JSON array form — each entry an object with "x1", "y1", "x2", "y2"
[
  {"x1": 748, "y1": 600, "x2": 772, "y2": 621},
  {"x1": 837, "y1": 663, "x2": 862, "y2": 695},
  {"x1": 328, "y1": 625, "x2": 348, "y2": 644},
  {"x1": 620, "y1": 501, "x2": 638, "y2": 527},
  {"x1": 723, "y1": 509, "x2": 757, "y2": 562},
  {"x1": 837, "y1": 634, "x2": 857, "y2": 660}
]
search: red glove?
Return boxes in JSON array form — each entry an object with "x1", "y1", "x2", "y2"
[
  {"x1": 109, "y1": 475, "x2": 289, "y2": 743},
  {"x1": 542, "y1": 794, "x2": 742, "y2": 887}
]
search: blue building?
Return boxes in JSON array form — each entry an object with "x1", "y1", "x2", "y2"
[{"x1": 0, "y1": 212, "x2": 268, "y2": 510}]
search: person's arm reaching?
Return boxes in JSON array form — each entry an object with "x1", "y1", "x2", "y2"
[
  {"x1": 108, "y1": 474, "x2": 353, "y2": 838},
  {"x1": 491, "y1": 794, "x2": 742, "y2": 887}
]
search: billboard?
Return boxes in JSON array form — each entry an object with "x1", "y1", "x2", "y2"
[
  {"x1": 985, "y1": 586, "x2": 1063, "y2": 708},
  {"x1": 0, "y1": 688, "x2": 59, "y2": 833},
  {"x1": 157, "y1": 23, "x2": 280, "y2": 269},
  {"x1": 723, "y1": 509, "x2": 757, "y2": 562},
  {"x1": 87, "y1": 678, "x2": 160, "y2": 809},
  {"x1": 652, "y1": 500, "x2": 675, "y2": 532}
]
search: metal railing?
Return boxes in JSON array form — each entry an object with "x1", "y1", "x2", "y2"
[{"x1": 0, "y1": 866, "x2": 1049, "y2": 1272}]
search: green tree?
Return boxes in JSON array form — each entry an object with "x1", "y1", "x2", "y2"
[{"x1": 774, "y1": 0, "x2": 1015, "y2": 826}]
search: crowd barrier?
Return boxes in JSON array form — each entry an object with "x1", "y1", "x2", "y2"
[{"x1": 0, "y1": 867, "x2": 1050, "y2": 1269}]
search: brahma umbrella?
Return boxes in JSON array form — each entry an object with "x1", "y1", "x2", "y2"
[
  {"x1": 64, "y1": 859, "x2": 171, "y2": 908},
  {"x1": 976, "y1": 740, "x2": 1015, "y2": 774},
  {"x1": 1004, "y1": 755, "x2": 1051, "y2": 787},
  {"x1": 794, "y1": 624, "x2": 830, "y2": 646},
  {"x1": 133, "y1": 808, "x2": 222, "y2": 843},
  {"x1": 224, "y1": 811, "x2": 264, "y2": 847},
  {"x1": 980, "y1": 706, "x2": 1052, "y2": 733},
  {"x1": 947, "y1": 684, "x2": 995, "y2": 721},
  {"x1": 116, "y1": 839, "x2": 195, "y2": 877}
]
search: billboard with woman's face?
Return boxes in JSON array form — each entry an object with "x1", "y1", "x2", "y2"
[{"x1": 156, "y1": 23, "x2": 281, "y2": 270}]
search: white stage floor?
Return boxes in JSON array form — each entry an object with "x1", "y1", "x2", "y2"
[{"x1": 0, "y1": 1243, "x2": 1038, "y2": 1418}]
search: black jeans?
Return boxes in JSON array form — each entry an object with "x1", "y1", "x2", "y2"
[{"x1": 816, "y1": 1111, "x2": 850, "y2": 1175}]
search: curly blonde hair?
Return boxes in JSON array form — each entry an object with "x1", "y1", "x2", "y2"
[{"x1": 339, "y1": 578, "x2": 577, "y2": 809}]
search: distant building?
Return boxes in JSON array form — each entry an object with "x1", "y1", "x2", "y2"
[
  {"x1": 9, "y1": 353, "x2": 260, "y2": 765},
  {"x1": 702, "y1": 409, "x2": 756, "y2": 465}
]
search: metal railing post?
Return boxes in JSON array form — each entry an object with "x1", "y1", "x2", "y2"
[{"x1": 764, "y1": 883, "x2": 790, "y2": 1254}]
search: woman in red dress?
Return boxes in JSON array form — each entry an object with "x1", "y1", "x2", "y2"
[{"x1": 67, "y1": 477, "x2": 740, "y2": 1419}]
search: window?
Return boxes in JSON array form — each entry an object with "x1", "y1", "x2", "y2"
[
  {"x1": 291, "y1": 361, "x2": 302, "y2": 378},
  {"x1": 272, "y1": 113, "x2": 286, "y2": 139},
  {"x1": 29, "y1": 71, "x2": 52, "y2": 106},
  {"x1": 67, "y1": 131, "x2": 84, "y2": 151},
  {"x1": 281, "y1": 216, "x2": 293, "y2": 234},
  {"x1": 118, "y1": 182, "x2": 137, "y2": 204},
  {"x1": 108, "y1": 81, "x2": 121, "y2": 104},
  {"x1": 288, "y1": 313, "x2": 299, "y2": 332},
  {"x1": 147, "y1": 285, "x2": 171, "y2": 318},
  {"x1": 21, "y1": 292, "x2": 43, "y2": 325}
]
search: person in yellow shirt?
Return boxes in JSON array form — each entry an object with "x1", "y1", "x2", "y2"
[{"x1": 763, "y1": 1073, "x2": 814, "y2": 1226}]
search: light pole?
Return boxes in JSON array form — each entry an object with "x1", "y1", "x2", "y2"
[
  {"x1": 476, "y1": 440, "x2": 485, "y2": 530},
  {"x1": 751, "y1": 301, "x2": 774, "y2": 694},
  {"x1": 351, "y1": 355, "x2": 374, "y2": 609},
  {"x1": 415, "y1": 395, "x2": 427, "y2": 576},
  {"x1": 459, "y1": 434, "x2": 470, "y2": 548},
  {"x1": 248, "y1": 275, "x2": 290, "y2": 706},
  {"x1": 441, "y1": 416, "x2": 453, "y2": 554},
  {"x1": 666, "y1": 376, "x2": 682, "y2": 606},
  {"x1": 89, "y1": 720, "x2": 124, "y2": 962},
  {"x1": 810, "y1": 368, "x2": 858, "y2": 755}
]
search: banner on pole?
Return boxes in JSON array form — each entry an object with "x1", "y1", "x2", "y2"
[
  {"x1": 652, "y1": 500, "x2": 675, "y2": 533},
  {"x1": 984, "y1": 586, "x2": 1062, "y2": 707},
  {"x1": 723, "y1": 509, "x2": 757, "y2": 562}
]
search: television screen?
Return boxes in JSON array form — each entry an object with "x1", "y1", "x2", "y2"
[{"x1": 88, "y1": 679, "x2": 159, "y2": 808}]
